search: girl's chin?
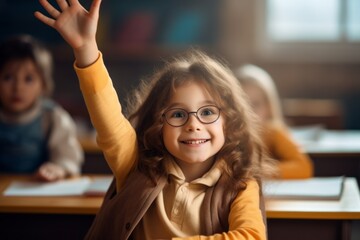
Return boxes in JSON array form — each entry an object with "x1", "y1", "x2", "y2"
[{"x1": 176, "y1": 157, "x2": 214, "y2": 165}]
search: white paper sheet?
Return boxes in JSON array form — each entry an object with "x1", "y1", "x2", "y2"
[
  {"x1": 3, "y1": 176, "x2": 112, "y2": 196},
  {"x1": 263, "y1": 176, "x2": 345, "y2": 200}
]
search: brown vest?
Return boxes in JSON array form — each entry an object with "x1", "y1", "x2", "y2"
[{"x1": 85, "y1": 170, "x2": 266, "y2": 239}]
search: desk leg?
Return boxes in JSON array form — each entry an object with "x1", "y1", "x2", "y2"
[{"x1": 342, "y1": 220, "x2": 351, "y2": 240}]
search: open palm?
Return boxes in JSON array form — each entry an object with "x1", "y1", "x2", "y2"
[{"x1": 34, "y1": 0, "x2": 101, "y2": 50}]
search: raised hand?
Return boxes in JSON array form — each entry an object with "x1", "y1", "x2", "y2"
[{"x1": 34, "y1": 0, "x2": 102, "y2": 67}]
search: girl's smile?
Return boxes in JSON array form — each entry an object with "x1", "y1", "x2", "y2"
[{"x1": 180, "y1": 138, "x2": 210, "y2": 145}]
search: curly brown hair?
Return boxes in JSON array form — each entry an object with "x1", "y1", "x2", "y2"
[{"x1": 126, "y1": 50, "x2": 274, "y2": 190}]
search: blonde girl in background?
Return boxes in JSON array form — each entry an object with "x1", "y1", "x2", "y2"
[
  {"x1": 35, "y1": 0, "x2": 275, "y2": 239},
  {"x1": 235, "y1": 64, "x2": 313, "y2": 179}
]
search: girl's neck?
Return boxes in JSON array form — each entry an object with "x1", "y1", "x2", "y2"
[{"x1": 174, "y1": 157, "x2": 216, "y2": 182}]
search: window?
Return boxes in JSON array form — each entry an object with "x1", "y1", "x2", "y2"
[
  {"x1": 257, "y1": 0, "x2": 360, "y2": 62},
  {"x1": 347, "y1": 0, "x2": 360, "y2": 41}
]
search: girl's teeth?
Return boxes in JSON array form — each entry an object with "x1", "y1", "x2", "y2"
[{"x1": 185, "y1": 140, "x2": 206, "y2": 144}]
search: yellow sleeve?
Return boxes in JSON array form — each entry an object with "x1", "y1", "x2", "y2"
[
  {"x1": 172, "y1": 180, "x2": 266, "y2": 240},
  {"x1": 74, "y1": 52, "x2": 137, "y2": 191},
  {"x1": 266, "y1": 125, "x2": 313, "y2": 179}
]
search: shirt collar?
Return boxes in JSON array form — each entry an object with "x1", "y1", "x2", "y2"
[{"x1": 165, "y1": 158, "x2": 223, "y2": 187}]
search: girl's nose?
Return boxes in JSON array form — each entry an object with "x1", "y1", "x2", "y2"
[
  {"x1": 185, "y1": 114, "x2": 202, "y2": 131},
  {"x1": 13, "y1": 79, "x2": 22, "y2": 92}
]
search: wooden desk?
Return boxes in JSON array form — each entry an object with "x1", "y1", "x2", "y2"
[
  {"x1": 1, "y1": 176, "x2": 360, "y2": 240},
  {"x1": 0, "y1": 175, "x2": 107, "y2": 240},
  {"x1": 266, "y1": 178, "x2": 360, "y2": 240},
  {"x1": 292, "y1": 129, "x2": 360, "y2": 183},
  {"x1": 0, "y1": 175, "x2": 105, "y2": 214},
  {"x1": 303, "y1": 130, "x2": 360, "y2": 156}
]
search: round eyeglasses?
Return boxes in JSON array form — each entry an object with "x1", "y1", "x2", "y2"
[{"x1": 163, "y1": 105, "x2": 221, "y2": 127}]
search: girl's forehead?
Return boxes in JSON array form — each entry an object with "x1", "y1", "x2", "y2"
[
  {"x1": 243, "y1": 82, "x2": 266, "y2": 96},
  {"x1": 3, "y1": 58, "x2": 36, "y2": 72},
  {"x1": 167, "y1": 80, "x2": 218, "y2": 108}
]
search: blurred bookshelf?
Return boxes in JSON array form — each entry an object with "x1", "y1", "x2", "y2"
[
  {"x1": 0, "y1": 0, "x2": 221, "y2": 61},
  {"x1": 98, "y1": 0, "x2": 219, "y2": 59}
]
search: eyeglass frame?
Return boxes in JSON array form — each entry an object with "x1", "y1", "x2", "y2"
[{"x1": 162, "y1": 104, "x2": 221, "y2": 127}]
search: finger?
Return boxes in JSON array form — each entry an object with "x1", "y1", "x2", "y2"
[
  {"x1": 40, "y1": 167, "x2": 57, "y2": 181},
  {"x1": 34, "y1": 169, "x2": 50, "y2": 181},
  {"x1": 34, "y1": 11, "x2": 56, "y2": 28},
  {"x1": 89, "y1": 0, "x2": 102, "y2": 18},
  {"x1": 68, "y1": 0, "x2": 80, "y2": 6},
  {"x1": 56, "y1": 0, "x2": 69, "y2": 11},
  {"x1": 39, "y1": 0, "x2": 61, "y2": 19},
  {"x1": 45, "y1": 173, "x2": 57, "y2": 182}
]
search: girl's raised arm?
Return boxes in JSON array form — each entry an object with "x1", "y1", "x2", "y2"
[{"x1": 34, "y1": 0, "x2": 102, "y2": 67}]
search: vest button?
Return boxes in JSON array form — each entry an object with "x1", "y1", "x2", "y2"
[{"x1": 125, "y1": 222, "x2": 131, "y2": 230}]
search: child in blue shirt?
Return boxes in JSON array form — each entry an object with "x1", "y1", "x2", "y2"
[{"x1": 0, "y1": 35, "x2": 84, "y2": 181}]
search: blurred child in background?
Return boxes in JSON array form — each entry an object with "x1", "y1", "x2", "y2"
[
  {"x1": 235, "y1": 64, "x2": 313, "y2": 179},
  {"x1": 0, "y1": 34, "x2": 83, "y2": 181}
]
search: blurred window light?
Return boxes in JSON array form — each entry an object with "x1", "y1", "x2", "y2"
[
  {"x1": 266, "y1": 0, "x2": 360, "y2": 42},
  {"x1": 347, "y1": 0, "x2": 360, "y2": 41}
]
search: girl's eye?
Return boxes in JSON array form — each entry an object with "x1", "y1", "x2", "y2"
[
  {"x1": 170, "y1": 110, "x2": 187, "y2": 119},
  {"x1": 200, "y1": 107, "x2": 216, "y2": 116},
  {"x1": 25, "y1": 75, "x2": 34, "y2": 84},
  {"x1": 1, "y1": 74, "x2": 13, "y2": 82}
]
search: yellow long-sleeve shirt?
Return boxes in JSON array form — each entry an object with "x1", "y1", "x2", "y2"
[
  {"x1": 263, "y1": 123, "x2": 314, "y2": 179},
  {"x1": 74, "y1": 53, "x2": 266, "y2": 240}
]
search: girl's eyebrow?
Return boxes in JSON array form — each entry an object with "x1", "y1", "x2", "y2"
[{"x1": 166, "y1": 100, "x2": 217, "y2": 109}]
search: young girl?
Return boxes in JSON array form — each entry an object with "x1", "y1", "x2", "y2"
[
  {"x1": 235, "y1": 64, "x2": 314, "y2": 179},
  {"x1": 0, "y1": 34, "x2": 84, "y2": 181},
  {"x1": 35, "y1": 0, "x2": 273, "y2": 238}
]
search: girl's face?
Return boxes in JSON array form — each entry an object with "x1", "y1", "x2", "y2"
[
  {"x1": 0, "y1": 59, "x2": 44, "y2": 114},
  {"x1": 242, "y1": 83, "x2": 271, "y2": 123},
  {"x1": 162, "y1": 80, "x2": 225, "y2": 166}
]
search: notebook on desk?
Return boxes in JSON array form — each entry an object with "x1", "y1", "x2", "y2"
[
  {"x1": 3, "y1": 176, "x2": 113, "y2": 197},
  {"x1": 263, "y1": 176, "x2": 345, "y2": 200}
]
